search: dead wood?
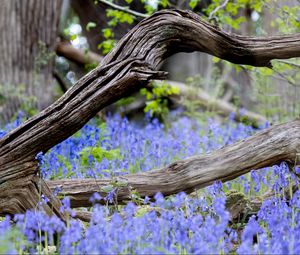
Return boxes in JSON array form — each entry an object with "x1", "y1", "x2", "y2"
[
  {"x1": 163, "y1": 80, "x2": 268, "y2": 127},
  {"x1": 56, "y1": 41, "x2": 103, "y2": 66},
  {"x1": 54, "y1": 42, "x2": 268, "y2": 127},
  {"x1": 226, "y1": 184, "x2": 299, "y2": 223},
  {"x1": 47, "y1": 119, "x2": 300, "y2": 208},
  {"x1": 1, "y1": 10, "x2": 300, "y2": 217},
  {"x1": 72, "y1": 185, "x2": 299, "y2": 223}
]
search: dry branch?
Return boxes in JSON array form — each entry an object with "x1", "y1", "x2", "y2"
[
  {"x1": 47, "y1": 119, "x2": 300, "y2": 208},
  {"x1": 1, "y1": 10, "x2": 300, "y2": 217},
  {"x1": 56, "y1": 41, "x2": 103, "y2": 66},
  {"x1": 55, "y1": 42, "x2": 268, "y2": 127},
  {"x1": 72, "y1": 185, "x2": 299, "y2": 223},
  {"x1": 165, "y1": 80, "x2": 268, "y2": 127}
]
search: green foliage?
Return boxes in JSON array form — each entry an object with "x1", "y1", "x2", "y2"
[
  {"x1": 86, "y1": 22, "x2": 97, "y2": 31},
  {"x1": 79, "y1": 146, "x2": 122, "y2": 167},
  {"x1": 35, "y1": 41, "x2": 55, "y2": 73},
  {"x1": 205, "y1": 0, "x2": 265, "y2": 29},
  {"x1": 55, "y1": 155, "x2": 74, "y2": 179},
  {"x1": 252, "y1": 68, "x2": 282, "y2": 120},
  {"x1": 189, "y1": 0, "x2": 200, "y2": 9},
  {"x1": 115, "y1": 96, "x2": 135, "y2": 107},
  {"x1": 0, "y1": 84, "x2": 38, "y2": 121},
  {"x1": 102, "y1": 28, "x2": 114, "y2": 39},
  {"x1": 0, "y1": 228, "x2": 27, "y2": 254},
  {"x1": 157, "y1": 0, "x2": 169, "y2": 8},
  {"x1": 98, "y1": 39, "x2": 116, "y2": 54},
  {"x1": 106, "y1": 9, "x2": 135, "y2": 26},
  {"x1": 98, "y1": 27, "x2": 116, "y2": 54},
  {"x1": 96, "y1": 6, "x2": 136, "y2": 54},
  {"x1": 269, "y1": 5, "x2": 300, "y2": 33},
  {"x1": 140, "y1": 81, "x2": 180, "y2": 119}
]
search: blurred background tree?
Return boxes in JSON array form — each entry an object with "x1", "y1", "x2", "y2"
[{"x1": 0, "y1": 0, "x2": 63, "y2": 122}]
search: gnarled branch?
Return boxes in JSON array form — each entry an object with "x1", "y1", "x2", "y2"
[
  {"x1": 55, "y1": 41, "x2": 268, "y2": 127},
  {"x1": 0, "y1": 10, "x2": 300, "y2": 217}
]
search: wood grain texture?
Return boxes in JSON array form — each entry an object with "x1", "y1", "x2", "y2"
[
  {"x1": 0, "y1": 9, "x2": 299, "y2": 216},
  {"x1": 54, "y1": 40, "x2": 267, "y2": 127},
  {"x1": 48, "y1": 119, "x2": 300, "y2": 208}
]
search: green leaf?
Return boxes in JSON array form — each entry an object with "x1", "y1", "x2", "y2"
[
  {"x1": 260, "y1": 67, "x2": 273, "y2": 76},
  {"x1": 189, "y1": 0, "x2": 199, "y2": 9},
  {"x1": 101, "y1": 185, "x2": 115, "y2": 193},
  {"x1": 86, "y1": 22, "x2": 97, "y2": 31},
  {"x1": 70, "y1": 34, "x2": 77, "y2": 41},
  {"x1": 102, "y1": 28, "x2": 114, "y2": 39},
  {"x1": 79, "y1": 146, "x2": 122, "y2": 167}
]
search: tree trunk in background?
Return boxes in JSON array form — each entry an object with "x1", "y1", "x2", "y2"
[
  {"x1": 229, "y1": 7, "x2": 253, "y2": 109},
  {"x1": 261, "y1": 0, "x2": 300, "y2": 121},
  {"x1": 0, "y1": 0, "x2": 62, "y2": 123},
  {"x1": 70, "y1": 0, "x2": 146, "y2": 54},
  {"x1": 70, "y1": 0, "x2": 211, "y2": 55}
]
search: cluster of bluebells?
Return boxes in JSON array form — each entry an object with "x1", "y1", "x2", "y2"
[
  {"x1": 237, "y1": 189, "x2": 300, "y2": 254},
  {"x1": 36, "y1": 112, "x2": 258, "y2": 180},
  {"x1": 1, "y1": 112, "x2": 300, "y2": 254},
  {"x1": 2, "y1": 190, "x2": 234, "y2": 254},
  {"x1": 3, "y1": 183, "x2": 300, "y2": 254}
]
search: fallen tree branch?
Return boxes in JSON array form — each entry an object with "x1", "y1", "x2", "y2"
[
  {"x1": 227, "y1": 184, "x2": 299, "y2": 222},
  {"x1": 1, "y1": 10, "x2": 300, "y2": 217},
  {"x1": 167, "y1": 80, "x2": 268, "y2": 127},
  {"x1": 72, "y1": 184, "x2": 300, "y2": 223},
  {"x1": 55, "y1": 42, "x2": 267, "y2": 127},
  {"x1": 55, "y1": 41, "x2": 103, "y2": 66},
  {"x1": 47, "y1": 119, "x2": 300, "y2": 208}
]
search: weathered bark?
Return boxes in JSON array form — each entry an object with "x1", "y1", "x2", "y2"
[
  {"x1": 54, "y1": 42, "x2": 267, "y2": 126},
  {"x1": 0, "y1": 0, "x2": 62, "y2": 124},
  {"x1": 0, "y1": 10, "x2": 300, "y2": 217},
  {"x1": 47, "y1": 119, "x2": 300, "y2": 208}
]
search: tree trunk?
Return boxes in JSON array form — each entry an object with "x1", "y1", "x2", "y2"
[
  {"x1": 0, "y1": 10, "x2": 300, "y2": 218},
  {"x1": 70, "y1": 0, "x2": 146, "y2": 54},
  {"x1": 261, "y1": 0, "x2": 300, "y2": 121},
  {"x1": 0, "y1": 0, "x2": 62, "y2": 123}
]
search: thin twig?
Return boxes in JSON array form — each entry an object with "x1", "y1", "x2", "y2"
[
  {"x1": 98, "y1": 0, "x2": 149, "y2": 19},
  {"x1": 208, "y1": 0, "x2": 229, "y2": 21}
]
